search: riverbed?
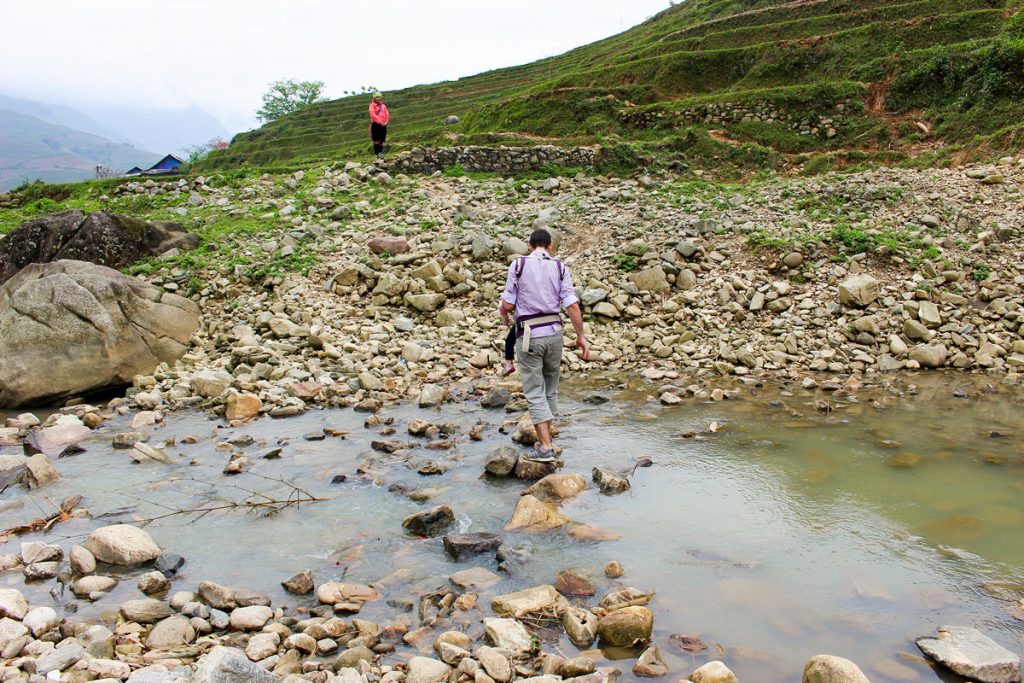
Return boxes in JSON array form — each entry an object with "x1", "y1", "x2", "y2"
[{"x1": 1, "y1": 373, "x2": 1021, "y2": 683}]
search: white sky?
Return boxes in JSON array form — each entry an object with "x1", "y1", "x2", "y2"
[{"x1": 2, "y1": 0, "x2": 673, "y2": 134}]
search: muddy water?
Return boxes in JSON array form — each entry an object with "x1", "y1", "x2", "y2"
[{"x1": 0, "y1": 374, "x2": 1022, "y2": 683}]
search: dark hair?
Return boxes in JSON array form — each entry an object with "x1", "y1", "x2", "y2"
[{"x1": 529, "y1": 229, "x2": 552, "y2": 248}]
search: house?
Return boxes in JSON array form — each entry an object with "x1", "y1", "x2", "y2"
[
  {"x1": 124, "y1": 166, "x2": 144, "y2": 176},
  {"x1": 144, "y1": 154, "x2": 185, "y2": 175}
]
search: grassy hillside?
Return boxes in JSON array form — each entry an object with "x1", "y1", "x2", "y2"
[{"x1": 201, "y1": 0, "x2": 1024, "y2": 176}]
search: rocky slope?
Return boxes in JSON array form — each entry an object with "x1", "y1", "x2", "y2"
[{"x1": 9, "y1": 151, "x2": 1014, "y2": 416}]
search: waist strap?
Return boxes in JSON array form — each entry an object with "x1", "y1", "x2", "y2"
[{"x1": 517, "y1": 314, "x2": 561, "y2": 352}]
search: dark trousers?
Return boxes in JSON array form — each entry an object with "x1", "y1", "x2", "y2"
[
  {"x1": 504, "y1": 325, "x2": 516, "y2": 361},
  {"x1": 371, "y1": 123, "x2": 387, "y2": 154}
]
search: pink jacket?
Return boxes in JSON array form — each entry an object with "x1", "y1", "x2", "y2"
[{"x1": 369, "y1": 101, "x2": 390, "y2": 125}]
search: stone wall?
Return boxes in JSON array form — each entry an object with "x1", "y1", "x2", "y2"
[
  {"x1": 621, "y1": 99, "x2": 852, "y2": 139},
  {"x1": 386, "y1": 145, "x2": 601, "y2": 175}
]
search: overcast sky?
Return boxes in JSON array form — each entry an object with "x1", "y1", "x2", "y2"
[{"x1": 2, "y1": 0, "x2": 672, "y2": 134}]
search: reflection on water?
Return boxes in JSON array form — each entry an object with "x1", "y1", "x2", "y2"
[{"x1": 0, "y1": 374, "x2": 1021, "y2": 683}]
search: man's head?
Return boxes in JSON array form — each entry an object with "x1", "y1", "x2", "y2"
[
  {"x1": 528, "y1": 229, "x2": 552, "y2": 251},
  {"x1": 372, "y1": 92, "x2": 383, "y2": 101}
]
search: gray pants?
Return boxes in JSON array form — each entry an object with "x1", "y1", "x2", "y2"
[{"x1": 517, "y1": 333, "x2": 563, "y2": 425}]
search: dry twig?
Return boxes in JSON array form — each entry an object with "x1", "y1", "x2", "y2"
[{"x1": 0, "y1": 495, "x2": 83, "y2": 543}]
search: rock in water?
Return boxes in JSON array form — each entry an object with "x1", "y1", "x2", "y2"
[
  {"x1": 485, "y1": 447, "x2": 519, "y2": 476},
  {"x1": 916, "y1": 626, "x2": 1021, "y2": 683},
  {"x1": 562, "y1": 606, "x2": 599, "y2": 648},
  {"x1": 406, "y1": 656, "x2": 451, "y2": 683},
  {"x1": 597, "y1": 606, "x2": 653, "y2": 646},
  {"x1": 282, "y1": 569, "x2": 314, "y2": 594},
  {"x1": 0, "y1": 210, "x2": 198, "y2": 286},
  {"x1": 483, "y1": 617, "x2": 533, "y2": 653},
  {"x1": 402, "y1": 505, "x2": 455, "y2": 537},
  {"x1": 690, "y1": 661, "x2": 737, "y2": 683},
  {"x1": 84, "y1": 524, "x2": 162, "y2": 566},
  {"x1": 0, "y1": 260, "x2": 199, "y2": 408},
  {"x1": 634, "y1": 645, "x2": 670, "y2": 677},
  {"x1": 192, "y1": 645, "x2": 280, "y2": 683},
  {"x1": 443, "y1": 532, "x2": 502, "y2": 560},
  {"x1": 801, "y1": 655, "x2": 869, "y2": 683}
]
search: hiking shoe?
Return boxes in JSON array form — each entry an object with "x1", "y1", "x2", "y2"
[
  {"x1": 528, "y1": 444, "x2": 556, "y2": 463},
  {"x1": 501, "y1": 361, "x2": 515, "y2": 376},
  {"x1": 377, "y1": 153, "x2": 385, "y2": 161}
]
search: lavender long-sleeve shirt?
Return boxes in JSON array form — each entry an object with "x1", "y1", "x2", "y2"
[{"x1": 501, "y1": 249, "x2": 579, "y2": 339}]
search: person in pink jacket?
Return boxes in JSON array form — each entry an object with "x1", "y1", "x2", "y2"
[{"x1": 369, "y1": 92, "x2": 390, "y2": 160}]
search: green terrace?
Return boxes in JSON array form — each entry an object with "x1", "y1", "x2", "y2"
[{"x1": 199, "y1": 0, "x2": 1024, "y2": 172}]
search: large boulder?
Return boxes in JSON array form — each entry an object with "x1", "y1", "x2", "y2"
[
  {"x1": 0, "y1": 210, "x2": 198, "y2": 285},
  {"x1": 192, "y1": 645, "x2": 280, "y2": 683},
  {"x1": 0, "y1": 260, "x2": 200, "y2": 407},
  {"x1": 838, "y1": 274, "x2": 879, "y2": 308}
]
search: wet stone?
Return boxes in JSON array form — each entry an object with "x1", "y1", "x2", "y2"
[{"x1": 443, "y1": 532, "x2": 502, "y2": 560}]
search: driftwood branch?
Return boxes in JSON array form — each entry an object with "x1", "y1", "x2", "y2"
[
  {"x1": 0, "y1": 495, "x2": 83, "y2": 543},
  {"x1": 117, "y1": 473, "x2": 327, "y2": 526}
]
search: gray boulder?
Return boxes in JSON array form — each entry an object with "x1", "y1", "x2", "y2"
[
  {"x1": 0, "y1": 210, "x2": 198, "y2": 285},
  {"x1": 192, "y1": 645, "x2": 280, "y2": 683},
  {"x1": 916, "y1": 626, "x2": 1021, "y2": 683},
  {"x1": 0, "y1": 260, "x2": 200, "y2": 407}
]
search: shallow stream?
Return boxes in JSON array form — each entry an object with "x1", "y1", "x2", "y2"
[{"x1": 1, "y1": 373, "x2": 1022, "y2": 683}]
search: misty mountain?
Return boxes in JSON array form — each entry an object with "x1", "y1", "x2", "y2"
[
  {"x1": 0, "y1": 94, "x2": 128, "y2": 145},
  {"x1": 0, "y1": 109, "x2": 159, "y2": 191},
  {"x1": 77, "y1": 103, "x2": 230, "y2": 155}
]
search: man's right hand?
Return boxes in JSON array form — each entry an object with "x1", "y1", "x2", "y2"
[{"x1": 576, "y1": 336, "x2": 590, "y2": 361}]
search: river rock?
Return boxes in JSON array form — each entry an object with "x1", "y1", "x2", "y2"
[
  {"x1": 559, "y1": 657, "x2": 596, "y2": 677},
  {"x1": 0, "y1": 618, "x2": 27, "y2": 650},
  {"x1": 24, "y1": 453, "x2": 60, "y2": 488},
  {"x1": 229, "y1": 605, "x2": 273, "y2": 630},
  {"x1": 246, "y1": 632, "x2": 281, "y2": 661},
  {"x1": 690, "y1": 661, "x2": 737, "y2": 683},
  {"x1": 155, "y1": 553, "x2": 185, "y2": 577},
  {"x1": 20, "y1": 541, "x2": 61, "y2": 564},
  {"x1": 146, "y1": 616, "x2": 196, "y2": 648},
  {"x1": 593, "y1": 466, "x2": 630, "y2": 493},
  {"x1": 69, "y1": 544, "x2": 96, "y2": 575},
  {"x1": 418, "y1": 384, "x2": 447, "y2": 407},
  {"x1": 451, "y1": 567, "x2": 502, "y2": 589},
  {"x1": 402, "y1": 504, "x2": 455, "y2": 537},
  {"x1": 634, "y1": 645, "x2": 669, "y2": 677},
  {"x1": 523, "y1": 473, "x2": 587, "y2": 500},
  {"x1": 483, "y1": 617, "x2": 533, "y2": 652},
  {"x1": 24, "y1": 418, "x2": 91, "y2": 456},
  {"x1": 191, "y1": 369, "x2": 234, "y2": 398},
  {"x1": 192, "y1": 645, "x2": 280, "y2": 683},
  {"x1": 443, "y1": 532, "x2": 502, "y2": 560},
  {"x1": 77, "y1": 624, "x2": 115, "y2": 658},
  {"x1": 916, "y1": 626, "x2": 1021, "y2": 683},
  {"x1": 478, "y1": 645, "x2": 512, "y2": 682},
  {"x1": 120, "y1": 598, "x2": 173, "y2": 623},
  {"x1": 198, "y1": 580, "x2": 237, "y2": 609},
  {"x1": 909, "y1": 344, "x2": 948, "y2": 368},
  {"x1": 405, "y1": 292, "x2": 446, "y2": 312},
  {"x1": 84, "y1": 524, "x2": 162, "y2": 566},
  {"x1": 0, "y1": 589, "x2": 28, "y2": 620},
  {"x1": 505, "y1": 495, "x2": 570, "y2": 531},
  {"x1": 0, "y1": 260, "x2": 200, "y2": 408},
  {"x1": 315, "y1": 582, "x2": 379, "y2": 609},
  {"x1": 555, "y1": 569, "x2": 595, "y2": 596},
  {"x1": 35, "y1": 641, "x2": 86, "y2": 675},
  {"x1": 225, "y1": 391, "x2": 262, "y2": 420},
  {"x1": 72, "y1": 575, "x2": 117, "y2": 597},
  {"x1": 406, "y1": 656, "x2": 452, "y2": 683},
  {"x1": 485, "y1": 447, "x2": 519, "y2": 476},
  {"x1": 597, "y1": 605, "x2": 653, "y2": 646},
  {"x1": 838, "y1": 274, "x2": 879, "y2": 308},
  {"x1": 23, "y1": 561, "x2": 59, "y2": 580},
  {"x1": 23, "y1": 606, "x2": 57, "y2": 636},
  {"x1": 0, "y1": 210, "x2": 198, "y2": 286},
  {"x1": 801, "y1": 655, "x2": 870, "y2": 683},
  {"x1": 138, "y1": 570, "x2": 171, "y2": 594},
  {"x1": 492, "y1": 584, "x2": 565, "y2": 616},
  {"x1": 562, "y1": 606, "x2": 599, "y2": 647},
  {"x1": 282, "y1": 569, "x2": 314, "y2": 594},
  {"x1": 481, "y1": 387, "x2": 510, "y2": 408}
]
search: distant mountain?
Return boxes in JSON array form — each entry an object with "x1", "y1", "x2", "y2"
[
  {"x1": 78, "y1": 103, "x2": 231, "y2": 155},
  {"x1": 0, "y1": 109, "x2": 160, "y2": 191},
  {"x1": 0, "y1": 94, "x2": 128, "y2": 145}
]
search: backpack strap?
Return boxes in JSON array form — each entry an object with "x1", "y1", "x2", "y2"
[{"x1": 515, "y1": 256, "x2": 527, "y2": 280}]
